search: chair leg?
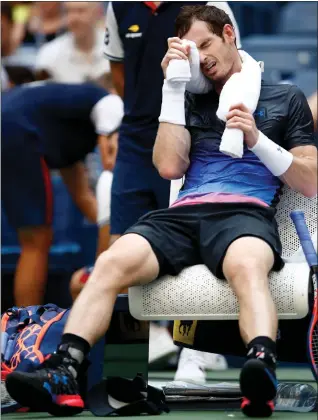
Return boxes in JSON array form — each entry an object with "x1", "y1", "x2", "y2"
[
  {"x1": 104, "y1": 314, "x2": 150, "y2": 382},
  {"x1": 93, "y1": 295, "x2": 150, "y2": 383}
]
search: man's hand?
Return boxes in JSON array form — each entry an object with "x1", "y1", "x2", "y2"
[
  {"x1": 226, "y1": 103, "x2": 259, "y2": 148},
  {"x1": 161, "y1": 37, "x2": 190, "y2": 78}
]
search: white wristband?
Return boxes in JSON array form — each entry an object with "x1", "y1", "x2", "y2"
[
  {"x1": 249, "y1": 131, "x2": 293, "y2": 176},
  {"x1": 158, "y1": 79, "x2": 186, "y2": 125}
]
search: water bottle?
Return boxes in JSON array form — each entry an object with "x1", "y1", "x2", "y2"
[{"x1": 275, "y1": 383, "x2": 317, "y2": 412}]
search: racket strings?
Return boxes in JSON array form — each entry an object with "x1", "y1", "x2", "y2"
[{"x1": 1, "y1": 377, "x2": 17, "y2": 407}]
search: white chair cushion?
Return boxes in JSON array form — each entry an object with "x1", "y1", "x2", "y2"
[
  {"x1": 129, "y1": 186, "x2": 317, "y2": 321},
  {"x1": 129, "y1": 262, "x2": 309, "y2": 320}
]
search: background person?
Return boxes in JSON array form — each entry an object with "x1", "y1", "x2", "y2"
[
  {"x1": 34, "y1": 2, "x2": 109, "y2": 83},
  {"x1": 11, "y1": 1, "x2": 66, "y2": 51},
  {"x1": 1, "y1": 81, "x2": 123, "y2": 306}
]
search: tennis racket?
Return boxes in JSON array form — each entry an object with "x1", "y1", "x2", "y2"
[
  {"x1": 1, "y1": 370, "x2": 22, "y2": 414},
  {"x1": 290, "y1": 210, "x2": 318, "y2": 381}
]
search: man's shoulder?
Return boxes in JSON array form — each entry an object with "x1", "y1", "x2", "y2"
[
  {"x1": 260, "y1": 80, "x2": 299, "y2": 97},
  {"x1": 259, "y1": 81, "x2": 305, "y2": 109},
  {"x1": 112, "y1": 1, "x2": 137, "y2": 20}
]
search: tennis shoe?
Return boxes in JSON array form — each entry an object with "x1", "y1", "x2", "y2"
[{"x1": 5, "y1": 352, "x2": 84, "y2": 416}]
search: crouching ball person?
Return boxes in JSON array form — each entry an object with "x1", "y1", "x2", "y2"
[
  {"x1": 6, "y1": 6, "x2": 317, "y2": 418},
  {"x1": 1, "y1": 81, "x2": 123, "y2": 307}
]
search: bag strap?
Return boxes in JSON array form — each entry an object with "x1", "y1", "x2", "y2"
[
  {"x1": 27, "y1": 305, "x2": 63, "y2": 327},
  {"x1": 87, "y1": 374, "x2": 169, "y2": 417}
]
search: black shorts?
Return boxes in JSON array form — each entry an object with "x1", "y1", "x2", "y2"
[{"x1": 125, "y1": 202, "x2": 284, "y2": 279}]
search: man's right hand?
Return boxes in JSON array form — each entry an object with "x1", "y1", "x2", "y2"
[{"x1": 161, "y1": 37, "x2": 190, "y2": 78}]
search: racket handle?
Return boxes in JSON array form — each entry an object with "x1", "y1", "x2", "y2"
[{"x1": 290, "y1": 210, "x2": 317, "y2": 268}]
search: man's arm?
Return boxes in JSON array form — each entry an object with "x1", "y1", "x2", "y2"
[
  {"x1": 153, "y1": 37, "x2": 192, "y2": 180},
  {"x1": 104, "y1": 2, "x2": 124, "y2": 98},
  {"x1": 59, "y1": 162, "x2": 97, "y2": 223},
  {"x1": 280, "y1": 145, "x2": 317, "y2": 198},
  {"x1": 308, "y1": 91, "x2": 317, "y2": 132},
  {"x1": 109, "y1": 61, "x2": 124, "y2": 99},
  {"x1": 153, "y1": 124, "x2": 191, "y2": 180},
  {"x1": 279, "y1": 86, "x2": 317, "y2": 197},
  {"x1": 90, "y1": 94, "x2": 123, "y2": 170},
  {"x1": 226, "y1": 86, "x2": 317, "y2": 198}
]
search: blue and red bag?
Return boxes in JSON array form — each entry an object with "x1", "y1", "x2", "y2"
[{"x1": 1, "y1": 304, "x2": 70, "y2": 413}]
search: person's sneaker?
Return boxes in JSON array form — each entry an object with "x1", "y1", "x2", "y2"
[
  {"x1": 148, "y1": 323, "x2": 179, "y2": 367},
  {"x1": 240, "y1": 358, "x2": 277, "y2": 418},
  {"x1": 5, "y1": 352, "x2": 84, "y2": 416},
  {"x1": 174, "y1": 348, "x2": 228, "y2": 384}
]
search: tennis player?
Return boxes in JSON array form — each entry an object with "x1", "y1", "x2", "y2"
[{"x1": 6, "y1": 6, "x2": 317, "y2": 418}]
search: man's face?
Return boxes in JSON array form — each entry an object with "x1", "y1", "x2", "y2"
[
  {"x1": 183, "y1": 20, "x2": 236, "y2": 83},
  {"x1": 64, "y1": 2, "x2": 98, "y2": 36}
]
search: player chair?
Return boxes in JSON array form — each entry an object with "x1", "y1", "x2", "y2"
[{"x1": 129, "y1": 183, "x2": 317, "y2": 322}]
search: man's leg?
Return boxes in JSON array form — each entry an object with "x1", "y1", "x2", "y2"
[
  {"x1": 15, "y1": 226, "x2": 53, "y2": 306},
  {"x1": 222, "y1": 236, "x2": 278, "y2": 417},
  {"x1": 64, "y1": 234, "x2": 159, "y2": 343},
  {"x1": 199, "y1": 203, "x2": 283, "y2": 417},
  {"x1": 6, "y1": 233, "x2": 160, "y2": 415},
  {"x1": 2, "y1": 132, "x2": 53, "y2": 306},
  {"x1": 109, "y1": 234, "x2": 121, "y2": 247},
  {"x1": 110, "y1": 160, "x2": 178, "y2": 362},
  {"x1": 223, "y1": 236, "x2": 277, "y2": 343},
  {"x1": 6, "y1": 204, "x2": 199, "y2": 415},
  {"x1": 109, "y1": 159, "x2": 156, "y2": 282}
]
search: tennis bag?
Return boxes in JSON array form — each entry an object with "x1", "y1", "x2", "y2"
[{"x1": 1, "y1": 304, "x2": 70, "y2": 413}]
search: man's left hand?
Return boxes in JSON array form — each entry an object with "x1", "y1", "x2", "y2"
[{"x1": 226, "y1": 103, "x2": 259, "y2": 148}]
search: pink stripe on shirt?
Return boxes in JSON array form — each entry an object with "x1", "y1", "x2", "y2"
[{"x1": 171, "y1": 192, "x2": 269, "y2": 208}]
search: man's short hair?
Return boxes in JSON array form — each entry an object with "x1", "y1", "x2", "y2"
[{"x1": 175, "y1": 5, "x2": 235, "y2": 41}]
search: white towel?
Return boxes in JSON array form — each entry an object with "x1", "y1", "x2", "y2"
[
  {"x1": 166, "y1": 47, "x2": 262, "y2": 158},
  {"x1": 217, "y1": 50, "x2": 262, "y2": 158},
  {"x1": 166, "y1": 40, "x2": 212, "y2": 93}
]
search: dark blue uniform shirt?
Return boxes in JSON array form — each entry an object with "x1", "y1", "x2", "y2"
[
  {"x1": 105, "y1": 1, "x2": 205, "y2": 162},
  {"x1": 1, "y1": 83, "x2": 108, "y2": 168}
]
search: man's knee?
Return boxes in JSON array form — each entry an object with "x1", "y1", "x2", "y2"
[
  {"x1": 90, "y1": 234, "x2": 159, "y2": 289},
  {"x1": 223, "y1": 236, "x2": 274, "y2": 283}
]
